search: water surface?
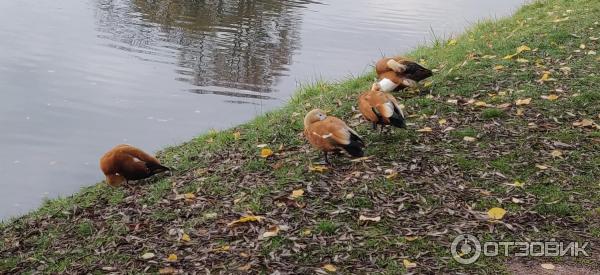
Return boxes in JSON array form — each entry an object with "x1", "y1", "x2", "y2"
[{"x1": 0, "y1": 0, "x2": 525, "y2": 219}]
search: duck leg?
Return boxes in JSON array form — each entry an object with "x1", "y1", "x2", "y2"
[{"x1": 323, "y1": 151, "x2": 330, "y2": 165}]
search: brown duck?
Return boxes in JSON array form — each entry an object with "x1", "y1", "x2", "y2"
[{"x1": 100, "y1": 144, "x2": 170, "y2": 186}]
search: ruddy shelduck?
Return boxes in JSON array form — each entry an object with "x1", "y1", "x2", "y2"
[
  {"x1": 303, "y1": 109, "x2": 365, "y2": 163},
  {"x1": 358, "y1": 83, "x2": 406, "y2": 130},
  {"x1": 100, "y1": 144, "x2": 170, "y2": 186},
  {"x1": 375, "y1": 56, "x2": 432, "y2": 92}
]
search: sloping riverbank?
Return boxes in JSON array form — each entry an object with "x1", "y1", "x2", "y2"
[{"x1": 2, "y1": 0, "x2": 600, "y2": 273}]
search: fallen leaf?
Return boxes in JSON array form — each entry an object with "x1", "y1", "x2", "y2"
[
  {"x1": 474, "y1": 101, "x2": 488, "y2": 107},
  {"x1": 463, "y1": 136, "x2": 476, "y2": 142},
  {"x1": 516, "y1": 58, "x2": 529, "y2": 63},
  {"x1": 438, "y1": 118, "x2": 447, "y2": 125},
  {"x1": 550, "y1": 150, "x2": 563, "y2": 158},
  {"x1": 417, "y1": 127, "x2": 433, "y2": 133},
  {"x1": 262, "y1": 225, "x2": 280, "y2": 238},
  {"x1": 580, "y1": 44, "x2": 586, "y2": 49},
  {"x1": 447, "y1": 99, "x2": 458, "y2": 105},
  {"x1": 213, "y1": 245, "x2": 230, "y2": 253},
  {"x1": 403, "y1": 259, "x2": 417, "y2": 269},
  {"x1": 405, "y1": 236, "x2": 419, "y2": 241},
  {"x1": 516, "y1": 108, "x2": 524, "y2": 116},
  {"x1": 233, "y1": 131, "x2": 241, "y2": 140},
  {"x1": 256, "y1": 144, "x2": 268, "y2": 148},
  {"x1": 322, "y1": 264, "x2": 337, "y2": 272},
  {"x1": 302, "y1": 229, "x2": 312, "y2": 236},
  {"x1": 309, "y1": 164, "x2": 328, "y2": 173},
  {"x1": 448, "y1": 39, "x2": 457, "y2": 46},
  {"x1": 516, "y1": 45, "x2": 531, "y2": 53},
  {"x1": 541, "y1": 263, "x2": 555, "y2": 270},
  {"x1": 159, "y1": 267, "x2": 176, "y2": 274},
  {"x1": 166, "y1": 254, "x2": 177, "y2": 262},
  {"x1": 543, "y1": 94, "x2": 559, "y2": 101},
  {"x1": 512, "y1": 197, "x2": 524, "y2": 204},
  {"x1": 514, "y1": 181, "x2": 525, "y2": 188},
  {"x1": 494, "y1": 65, "x2": 505, "y2": 70},
  {"x1": 184, "y1": 193, "x2": 196, "y2": 200},
  {"x1": 573, "y1": 119, "x2": 594, "y2": 127},
  {"x1": 260, "y1": 148, "x2": 273, "y2": 158},
  {"x1": 487, "y1": 207, "x2": 507, "y2": 220},
  {"x1": 515, "y1": 98, "x2": 532, "y2": 106},
  {"x1": 359, "y1": 215, "x2": 381, "y2": 222},
  {"x1": 181, "y1": 233, "x2": 191, "y2": 242},
  {"x1": 535, "y1": 164, "x2": 548, "y2": 170},
  {"x1": 237, "y1": 264, "x2": 251, "y2": 271},
  {"x1": 141, "y1": 252, "x2": 155, "y2": 260},
  {"x1": 497, "y1": 103, "x2": 511, "y2": 109},
  {"x1": 539, "y1": 72, "x2": 551, "y2": 81},
  {"x1": 228, "y1": 215, "x2": 263, "y2": 227},
  {"x1": 291, "y1": 189, "x2": 305, "y2": 199}
]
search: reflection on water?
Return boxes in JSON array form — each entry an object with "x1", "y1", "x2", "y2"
[
  {"x1": 0, "y1": 0, "x2": 526, "y2": 219},
  {"x1": 96, "y1": 0, "x2": 316, "y2": 95}
]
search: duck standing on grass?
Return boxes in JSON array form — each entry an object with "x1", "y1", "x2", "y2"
[
  {"x1": 358, "y1": 83, "x2": 406, "y2": 131},
  {"x1": 375, "y1": 56, "x2": 432, "y2": 93},
  {"x1": 100, "y1": 144, "x2": 170, "y2": 186},
  {"x1": 303, "y1": 109, "x2": 365, "y2": 164}
]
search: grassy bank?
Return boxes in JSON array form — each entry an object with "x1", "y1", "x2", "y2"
[{"x1": 2, "y1": 0, "x2": 600, "y2": 273}]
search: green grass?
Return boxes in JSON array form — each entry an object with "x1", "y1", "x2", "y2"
[{"x1": 2, "y1": 0, "x2": 600, "y2": 273}]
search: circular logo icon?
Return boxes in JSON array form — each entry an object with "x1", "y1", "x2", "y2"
[{"x1": 451, "y1": 234, "x2": 481, "y2": 264}]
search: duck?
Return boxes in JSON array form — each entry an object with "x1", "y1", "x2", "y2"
[
  {"x1": 100, "y1": 144, "x2": 170, "y2": 186},
  {"x1": 303, "y1": 109, "x2": 365, "y2": 164},
  {"x1": 375, "y1": 56, "x2": 432, "y2": 92},
  {"x1": 358, "y1": 83, "x2": 406, "y2": 131}
]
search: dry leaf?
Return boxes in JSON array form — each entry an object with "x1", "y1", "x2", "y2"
[
  {"x1": 539, "y1": 72, "x2": 551, "y2": 81},
  {"x1": 359, "y1": 215, "x2": 381, "y2": 222},
  {"x1": 302, "y1": 229, "x2": 312, "y2": 236},
  {"x1": 474, "y1": 101, "x2": 488, "y2": 107},
  {"x1": 309, "y1": 164, "x2": 328, "y2": 173},
  {"x1": 516, "y1": 58, "x2": 529, "y2": 63},
  {"x1": 403, "y1": 259, "x2": 417, "y2": 269},
  {"x1": 233, "y1": 131, "x2": 241, "y2": 140},
  {"x1": 535, "y1": 164, "x2": 548, "y2": 170},
  {"x1": 543, "y1": 94, "x2": 559, "y2": 101},
  {"x1": 447, "y1": 99, "x2": 458, "y2": 105},
  {"x1": 516, "y1": 108, "x2": 524, "y2": 116},
  {"x1": 322, "y1": 264, "x2": 337, "y2": 272},
  {"x1": 515, "y1": 98, "x2": 532, "y2": 106},
  {"x1": 438, "y1": 119, "x2": 447, "y2": 125},
  {"x1": 228, "y1": 215, "x2": 263, "y2": 227},
  {"x1": 494, "y1": 65, "x2": 505, "y2": 70},
  {"x1": 463, "y1": 136, "x2": 476, "y2": 142},
  {"x1": 260, "y1": 148, "x2": 273, "y2": 158},
  {"x1": 385, "y1": 171, "x2": 398, "y2": 179},
  {"x1": 447, "y1": 39, "x2": 457, "y2": 46},
  {"x1": 514, "y1": 181, "x2": 525, "y2": 188},
  {"x1": 417, "y1": 127, "x2": 433, "y2": 133},
  {"x1": 503, "y1": 45, "x2": 531, "y2": 59},
  {"x1": 550, "y1": 150, "x2": 563, "y2": 158},
  {"x1": 262, "y1": 225, "x2": 280, "y2": 238},
  {"x1": 291, "y1": 189, "x2": 304, "y2": 199},
  {"x1": 573, "y1": 119, "x2": 594, "y2": 127},
  {"x1": 166, "y1": 254, "x2": 178, "y2": 262},
  {"x1": 181, "y1": 233, "x2": 191, "y2": 242},
  {"x1": 184, "y1": 193, "x2": 195, "y2": 200},
  {"x1": 405, "y1": 236, "x2": 419, "y2": 241},
  {"x1": 512, "y1": 197, "x2": 524, "y2": 204},
  {"x1": 487, "y1": 207, "x2": 507, "y2": 220},
  {"x1": 237, "y1": 264, "x2": 251, "y2": 271},
  {"x1": 141, "y1": 252, "x2": 155, "y2": 260},
  {"x1": 541, "y1": 263, "x2": 555, "y2": 270},
  {"x1": 159, "y1": 267, "x2": 176, "y2": 274}
]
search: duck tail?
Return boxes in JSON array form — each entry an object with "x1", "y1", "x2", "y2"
[{"x1": 343, "y1": 132, "x2": 365, "y2": 157}]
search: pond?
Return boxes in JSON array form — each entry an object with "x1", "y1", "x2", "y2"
[{"x1": 0, "y1": 0, "x2": 526, "y2": 219}]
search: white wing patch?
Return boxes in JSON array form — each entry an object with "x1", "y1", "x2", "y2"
[{"x1": 378, "y1": 78, "x2": 399, "y2": 92}]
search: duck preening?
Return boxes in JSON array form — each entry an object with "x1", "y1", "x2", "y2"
[
  {"x1": 358, "y1": 83, "x2": 406, "y2": 131},
  {"x1": 303, "y1": 109, "x2": 365, "y2": 164},
  {"x1": 100, "y1": 144, "x2": 171, "y2": 186},
  {"x1": 375, "y1": 56, "x2": 432, "y2": 92}
]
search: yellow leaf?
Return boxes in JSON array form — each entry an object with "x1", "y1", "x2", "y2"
[
  {"x1": 516, "y1": 45, "x2": 531, "y2": 53},
  {"x1": 516, "y1": 108, "x2": 524, "y2": 116},
  {"x1": 359, "y1": 215, "x2": 381, "y2": 222},
  {"x1": 416, "y1": 127, "x2": 433, "y2": 133},
  {"x1": 447, "y1": 39, "x2": 457, "y2": 46},
  {"x1": 550, "y1": 150, "x2": 563, "y2": 158},
  {"x1": 291, "y1": 189, "x2": 305, "y2": 199},
  {"x1": 552, "y1": 17, "x2": 569, "y2": 22},
  {"x1": 438, "y1": 119, "x2": 447, "y2": 125},
  {"x1": 385, "y1": 172, "x2": 398, "y2": 179},
  {"x1": 515, "y1": 98, "x2": 532, "y2": 106},
  {"x1": 580, "y1": 44, "x2": 586, "y2": 49},
  {"x1": 541, "y1": 263, "x2": 555, "y2": 270},
  {"x1": 206, "y1": 137, "x2": 214, "y2": 144},
  {"x1": 482, "y1": 55, "x2": 497, "y2": 59},
  {"x1": 544, "y1": 94, "x2": 559, "y2": 101},
  {"x1": 309, "y1": 164, "x2": 328, "y2": 173},
  {"x1": 403, "y1": 259, "x2": 417, "y2": 269},
  {"x1": 159, "y1": 267, "x2": 176, "y2": 274},
  {"x1": 227, "y1": 215, "x2": 263, "y2": 227},
  {"x1": 233, "y1": 131, "x2": 241, "y2": 140},
  {"x1": 494, "y1": 65, "x2": 505, "y2": 70},
  {"x1": 474, "y1": 101, "x2": 488, "y2": 107},
  {"x1": 260, "y1": 148, "x2": 273, "y2": 158},
  {"x1": 540, "y1": 72, "x2": 551, "y2": 81},
  {"x1": 166, "y1": 254, "x2": 178, "y2": 262},
  {"x1": 322, "y1": 264, "x2": 337, "y2": 272},
  {"x1": 463, "y1": 136, "x2": 476, "y2": 142},
  {"x1": 535, "y1": 164, "x2": 548, "y2": 170},
  {"x1": 503, "y1": 53, "x2": 518, "y2": 60},
  {"x1": 573, "y1": 119, "x2": 595, "y2": 127},
  {"x1": 514, "y1": 181, "x2": 525, "y2": 188},
  {"x1": 405, "y1": 236, "x2": 419, "y2": 241},
  {"x1": 516, "y1": 58, "x2": 529, "y2": 63},
  {"x1": 302, "y1": 229, "x2": 312, "y2": 236},
  {"x1": 181, "y1": 233, "x2": 191, "y2": 242},
  {"x1": 487, "y1": 207, "x2": 507, "y2": 220},
  {"x1": 212, "y1": 245, "x2": 230, "y2": 253},
  {"x1": 184, "y1": 193, "x2": 196, "y2": 200}
]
